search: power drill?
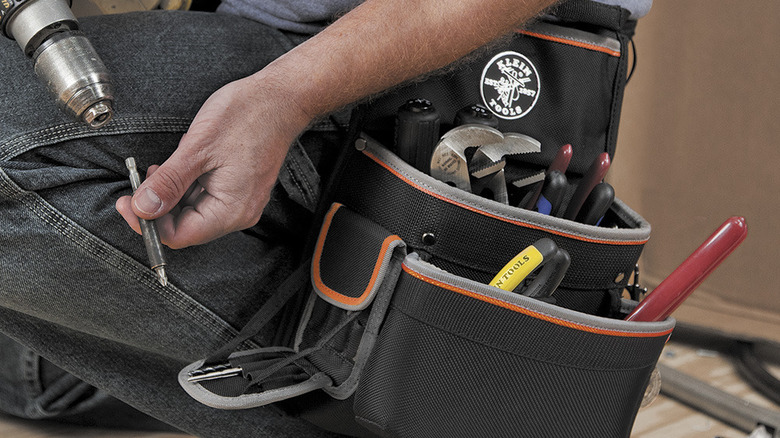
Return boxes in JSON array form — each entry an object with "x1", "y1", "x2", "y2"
[{"x1": 1, "y1": 0, "x2": 114, "y2": 128}]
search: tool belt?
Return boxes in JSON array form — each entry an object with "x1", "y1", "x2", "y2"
[{"x1": 179, "y1": 1, "x2": 675, "y2": 437}]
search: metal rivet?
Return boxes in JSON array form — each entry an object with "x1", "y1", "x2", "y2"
[
  {"x1": 421, "y1": 233, "x2": 436, "y2": 245},
  {"x1": 354, "y1": 138, "x2": 367, "y2": 151}
]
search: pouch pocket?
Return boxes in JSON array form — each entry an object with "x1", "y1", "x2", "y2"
[
  {"x1": 353, "y1": 253, "x2": 673, "y2": 438},
  {"x1": 179, "y1": 203, "x2": 407, "y2": 409},
  {"x1": 332, "y1": 135, "x2": 650, "y2": 316}
]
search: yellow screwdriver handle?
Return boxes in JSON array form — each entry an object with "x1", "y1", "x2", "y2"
[{"x1": 489, "y1": 244, "x2": 545, "y2": 291}]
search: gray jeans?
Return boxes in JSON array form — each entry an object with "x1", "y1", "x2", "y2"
[{"x1": 0, "y1": 10, "x2": 344, "y2": 438}]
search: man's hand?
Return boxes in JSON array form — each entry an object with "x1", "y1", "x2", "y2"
[
  {"x1": 117, "y1": 0, "x2": 558, "y2": 249},
  {"x1": 116, "y1": 74, "x2": 310, "y2": 249}
]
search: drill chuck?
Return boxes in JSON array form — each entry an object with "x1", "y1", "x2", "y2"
[
  {"x1": 34, "y1": 32, "x2": 114, "y2": 128},
  {"x1": 1, "y1": 0, "x2": 114, "y2": 128}
]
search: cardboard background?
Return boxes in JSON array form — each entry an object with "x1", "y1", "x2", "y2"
[{"x1": 609, "y1": 0, "x2": 780, "y2": 341}]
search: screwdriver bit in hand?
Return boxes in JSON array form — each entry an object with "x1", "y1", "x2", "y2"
[{"x1": 125, "y1": 157, "x2": 168, "y2": 286}]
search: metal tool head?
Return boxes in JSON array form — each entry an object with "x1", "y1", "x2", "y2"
[
  {"x1": 469, "y1": 132, "x2": 541, "y2": 178},
  {"x1": 472, "y1": 170, "x2": 545, "y2": 205},
  {"x1": 510, "y1": 171, "x2": 546, "y2": 189},
  {"x1": 429, "y1": 124, "x2": 503, "y2": 192},
  {"x1": 471, "y1": 169, "x2": 509, "y2": 204}
]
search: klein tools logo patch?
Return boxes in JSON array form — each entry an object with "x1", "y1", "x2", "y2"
[{"x1": 480, "y1": 51, "x2": 540, "y2": 120}]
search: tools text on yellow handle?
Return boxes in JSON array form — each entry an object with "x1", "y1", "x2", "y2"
[{"x1": 489, "y1": 245, "x2": 544, "y2": 291}]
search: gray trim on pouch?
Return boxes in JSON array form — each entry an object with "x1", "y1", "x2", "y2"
[
  {"x1": 361, "y1": 135, "x2": 652, "y2": 244},
  {"x1": 178, "y1": 359, "x2": 331, "y2": 410},
  {"x1": 403, "y1": 253, "x2": 675, "y2": 334}
]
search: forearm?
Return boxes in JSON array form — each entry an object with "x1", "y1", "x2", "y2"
[
  {"x1": 121, "y1": 0, "x2": 561, "y2": 248},
  {"x1": 252, "y1": 0, "x2": 560, "y2": 123}
]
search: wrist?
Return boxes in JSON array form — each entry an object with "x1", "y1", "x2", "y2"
[
  {"x1": 246, "y1": 65, "x2": 317, "y2": 139},
  {"x1": 247, "y1": 58, "x2": 321, "y2": 132}
]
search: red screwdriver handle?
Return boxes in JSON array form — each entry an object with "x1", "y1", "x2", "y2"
[{"x1": 625, "y1": 216, "x2": 748, "y2": 322}]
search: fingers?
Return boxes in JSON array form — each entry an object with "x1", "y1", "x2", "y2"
[
  {"x1": 116, "y1": 193, "x2": 219, "y2": 249},
  {"x1": 115, "y1": 195, "x2": 142, "y2": 235},
  {"x1": 116, "y1": 78, "x2": 295, "y2": 248},
  {"x1": 130, "y1": 152, "x2": 202, "y2": 220},
  {"x1": 118, "y1": 169, "x2": 259, "y2": 249}
]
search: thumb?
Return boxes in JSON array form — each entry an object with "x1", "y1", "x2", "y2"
[{"x1": 132, "y1": 157, "x2": 199, "y2": 220}]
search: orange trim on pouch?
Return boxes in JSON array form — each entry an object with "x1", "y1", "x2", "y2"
[
  {"x1": 402, "y1": 264, "x2": 673, "y2": 339},
  {"x1": 518, "y1": 30, "x2": 621, "y2": 57},
  {"x1": 313, "y1": 203, "x2": 401, "y2": 307},
  {"x1": 361, "y1": 150, "x2": 647, "y2": 246}
]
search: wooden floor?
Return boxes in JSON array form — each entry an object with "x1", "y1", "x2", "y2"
[
  {"x1": 1, "y1": 341, "x2": 777, "y2": 438},
  {"x1": 0, "y1": 417, "x2": 192, "y2": 438},
  {"x1": 633, "y1": 342, "x2": 779, "y2": 438}
]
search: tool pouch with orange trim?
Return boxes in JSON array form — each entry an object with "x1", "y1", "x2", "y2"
[
  {"x1": 179, "y1": 135, "x2": 674, "y2": 437},
  {"x1": 179, "y1": 1, "x2": 675, "y2": 437}
]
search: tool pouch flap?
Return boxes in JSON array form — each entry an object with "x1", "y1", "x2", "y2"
[
  {"x1": 311, "y1": 203, "x2": 405, "y2": 311},
  {"x1": 297, "y1": 203, "x2": 406, "y2": 400},
  {"x1": 179, "y1": 203, "x2": 406, "y2": 409}
]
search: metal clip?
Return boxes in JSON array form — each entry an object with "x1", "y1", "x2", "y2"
[
  {"x1": 626, "y1": 264, "x2": 648, "y2": 301},
  {"x1": 186, "y1": 364, "x2": 242, "y2": 383}
]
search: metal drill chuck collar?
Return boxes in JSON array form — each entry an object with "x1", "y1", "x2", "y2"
[
  {"x1": 33, "y1": 31, "x2": 115, "y2": 128},
  {"x1": 2, "y1": 0, "x2": 114, "y2": 128}
]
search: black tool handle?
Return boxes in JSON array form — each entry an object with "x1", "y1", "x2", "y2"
[
  {"x1": 563, "y1": 152, "x2": 611, "y2": 220},
  {"x1": 575, "y1": 182, "x2": 615, "y2": 226},
  {"x1": 522, "y1": 248, "x2": 571, "y2": 299},
  {"x1": 535, "y1": 170, "x2": 567, "y2": 216},
  {"x1": 454, "y1": 104, "x2": 499, "y2": 128},
  {"x1": 395, "y1": 98, "x2": 441, "y2": 172}
]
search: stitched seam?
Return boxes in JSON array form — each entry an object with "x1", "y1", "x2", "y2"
[
  {"x1": 284, "y1": 159, "x2": 312, "y2": 208},
  {"x1": 0, "y1": 117, "x2": 192, "y2": 160},
  {"x1": 402, "y1": 263, "x2": 669, "y2": 338},
  {"x1": 520, "y1": 30, "x2": 621, "y2": 57},
  {"x1": 0, "y1": 171, "x2": 240, "y2": 345},
  {"x1": 291, "y1": 156, "x2": 315, "y2": 205},
  {"x1": 21, "y1": 348, "x2": 41, "y2": 400},
  {"x1": 285, "y1": 147, "x2": 316, "y2": 208},
  {"x1": 3, "y1": 118, "x2": 188, "y2": 157},
  {"x1": 607, "y1": 33, "x2": 629, "y2": 157}
]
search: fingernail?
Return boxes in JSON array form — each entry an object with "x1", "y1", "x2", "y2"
[{"x1": 134, "y1": 188, "x2": 162, "y2": 215}]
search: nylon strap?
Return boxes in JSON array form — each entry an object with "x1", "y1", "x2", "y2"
[{"x1": 205, "y1": 259, "x2": 311, "y2": 365}]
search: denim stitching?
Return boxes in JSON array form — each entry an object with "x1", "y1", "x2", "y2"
[
  {"x1": 0, "y1": 170, "x2": 244, "y2": 347},
  {"x1": 21, "y1": 347, "x2": 41, "y2": 401},
  {"x1": 292, "y1": 153, "x2": 316, "y2": 205},
  {"x1": 284, "y1": 160, "x2": 313, "y2": 210},
  {"x1": 0, "y1": 117, "x2": 192, "y2": 161},
  {"x1": 284, "y1": 143, "x2": 318, "y2": 210}
]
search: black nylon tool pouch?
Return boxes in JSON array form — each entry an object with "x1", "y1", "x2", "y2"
[
  {"x1": 179, "y1": 137, "x2": 674, "y2": 437},
  {"x1": 180, "y1": 2, "x2": 675, "y2": 437},
  {"x1": 323, "y1": 137, "x2": 673, "y2": 438},
  {"x1": 362, "y1": 0, "x2": 635, "y2": 175}
]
